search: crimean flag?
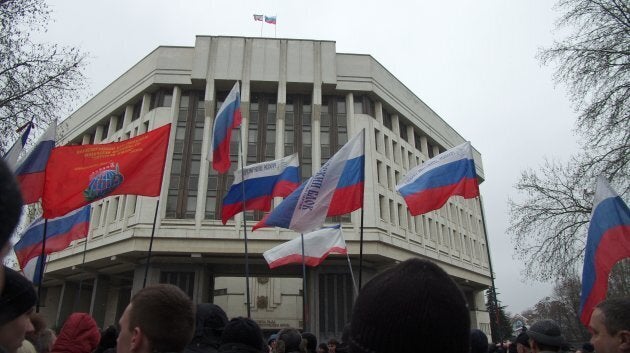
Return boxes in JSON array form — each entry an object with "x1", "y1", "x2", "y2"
[
  {"x1": 15, "y1": 122, "x2": 56, "y2": 204},
  {"x1": 3, "y1": 122, "x2": 33, "y2": 171},
  {"x1": 253, "y1": 14, "x2": 263, "y2": 21},
  {"x1": 42, "y1": 124, "x2": 170, "y2": 218},
  {"x1": 579, "y1": 176, "x2": 630, "y2": 326},
  {"x1": 396, "y1": 141, "x2": 479, "y2": 216},
  {"x1": 253, "y1": 130, "x2": 364, "y2": 233},
  {"x1": 263, "y1": 225, "x2": 347, "y2": 269},
  {"x1": 222, "y1": 153, "x2": 300, "y2": 224},
  {"x1": 14, "y1": 205, "x2": 90, "y2": 270},
  {"x1": 209, "y1": 82, "x2": 242, "y2": 173},
  {"x1": 264, "y1": 15, "x2": 277, "y2": 24}
]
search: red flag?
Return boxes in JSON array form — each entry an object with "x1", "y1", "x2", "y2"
[{"x1": 42, "y1": 124, "x2": 171, "y2": 218}]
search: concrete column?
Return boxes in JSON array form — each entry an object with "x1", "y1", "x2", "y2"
[
  {"x1": 311, "y1": 89, "x2": 321, "y2": 172},
  {"x1": 375, "y1": 101, "x2": 383, "y2": 124},
  {"x1": 90, "y1": 275, "x2": 111, "y2": 327},
  {"x1": 420, "y1": 136, "x2": 429, "y2": 160},
  {"x1": 406, "y1": 125, "x2": 414, "y2": 146},
  {"x1": 346, "y1": 93, "x2": 355, "y2": 136},
  {"x1": 432, "y1": 145, "x2": 440, "y2": 157},
  {"x1": 82, "y1": 134, "x2": 91, "y2": 145},
  {"x1": 391, "y1": 114, "x2": 400, "y2": 136},
  {"x1": 123, "y1": 105, "x2": 134, "y2": 129},
  {"x1": 106, "y1": 116, "x2": 118, "y2": 140},
  {"x1": 196, "y1": 80, "x2": 216, "y2": 226},
  {"x1": 159, "y1": 85, "x2": 182, "y2": 220},
  {"x1": 94, "y1": 125, "x2": 104, "y2": 143},
  {"x1": 276, "y1": 40, "x2": 287, "y2": 159},
  {"x1": 140, "y1": 92, "x2": 151, "y2": 118},
  {"x1": 55, "y1": 281, "x2": 78, "y2": 327}
]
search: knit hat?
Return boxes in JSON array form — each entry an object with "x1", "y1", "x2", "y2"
[
  {"x1": 0, "y1": 266, "x2": 37, "y2": 325},
  {"x1": 527, "y1": 320, "x2": 566, "y2": 348},
  {"x1": 470, "y1": 329, "x2": 489, "y2": 353},
  {"x1": 221, "y1": 317, "x2": 264, "y2": 351},
  {"x1": 348, "y1": 258, "x2": 470, "y2": 353},
  {"x1": 193, "y1": 303, "x2": 228, "y2": 338},
  {"x1": 0, "y1": 158, "x2": 23, "y2": 249},
  {"x1": 278, "y1": 328, "x2": 302, "y2": 352}
]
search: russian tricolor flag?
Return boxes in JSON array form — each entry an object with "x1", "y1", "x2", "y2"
[
  {"x1": 14, "y1": 205, "x2": 91, "y2": 271},
  {"x1": 3, "y1": 122, "x2": 33, "y2": 171},
  {"x1": 14, "y1": 122, "x2": 56, "y2": 204},
  {"x1": 253, "y1": 130, "x2": 364, "y2": 233},
  {"x1": 21, "y1": 255, "x2": 47, "y2": 285},
  {"x1": 221, "y1": 153, "x2": 300, "y2": 224},
  {"x1": 263, "y1": 225, "x2": 347, "y2": 269},
  {"x1": 209, "y1": 82, "x2": 242, "y2": 173},
  {"x1": 579, "y1": 177, "x2": 630, "y2": 326},
  {"x1": 396, "y1": 141, "x2": 479, "y2": 216}
]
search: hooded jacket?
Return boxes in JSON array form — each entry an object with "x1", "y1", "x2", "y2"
[
  {"x1": 183, "y1": 303, "x2": 229, "y2": 353},
  {"x1": 51, "y1": 313, "x2": 100, "y2": 353}
]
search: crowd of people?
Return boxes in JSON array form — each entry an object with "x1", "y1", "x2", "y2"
[{"x1": 1, "y1": 147, "x2": 629, "y2": 353}]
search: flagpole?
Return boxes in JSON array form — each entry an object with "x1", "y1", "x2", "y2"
[
  {"x1": 358, "y1": 129, "x2": 366, "y2": 288},
  {"x1": 342, "y1": 228, "x2": 359, "y2": 296},
  {"x1": 36, "y1": 219, "x2": 48, "y2": 312},
  {"x1": 260, "y1": 18, "x2": 263, "y2": 37},
  {"x1": 301, "y1": 233, "x2": 308, "y2": 331},
  {"x1": 142, "y1": 200, "x2": 160, "y2": 288},
  {"x1": 478, "y1": 196, "x2": 502, "y2": 342},
  {"x1": 74, "y1": 233, "x2": 90, "y2": 311},
  {"x1": 238, "y1": 124, "x2": 252, "y2": 319}
]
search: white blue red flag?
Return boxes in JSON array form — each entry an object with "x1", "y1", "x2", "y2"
[
  {"x1": 3, "y1": 122, "x2": 33, "y2": 171},
  {"x1": 263, "y1": 225, "x2": 347, "y2": 269},
  {"x1": 253, "y1": 130, "x2": 364, "y2": 233},
  {"x1": 14, "y1": 205, "x2": 91, "y2": 270},
  {"x1": 579, "y1": 177, "x2": 630, "y2": 325},
  {"x1": 222, "y1": 153, "x2": 300, "y2": 224},
  {"x1": 21, "y1": 255, "x2": 46, "y2": 285},
  {"x1": 209, "y1": 82, "x2": 242, "y2": 173},
  {"x1": 264, "y1": 15, "x2": 277, "y2": 24},
  {"x1": 14, "y1": 122, "x2": 56, "y2": 204},
  {"x1": 396, "y1": 141, "x2": 479, "y2": 216}
]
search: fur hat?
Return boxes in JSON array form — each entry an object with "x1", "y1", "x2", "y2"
[
  {"x1": 0, "y1": 266, "x2": 37, "y2": 325},
  {"x1": 348, "y1": 258, "x2": 470, "y2": 353},
  {"x1": 527, "y1": 320, "x2": 566, "y2": 348},
  {"x1": 221, "y1": 317, "x2": 264, "y2": 351}
]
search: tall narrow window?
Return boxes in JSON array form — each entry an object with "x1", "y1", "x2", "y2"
[
  {"x1": 166, "y1": 90, "x2": 205, "y2": 219},
  {"x1": 285, "y1": 94, "x2": 312, "y2": 181}
]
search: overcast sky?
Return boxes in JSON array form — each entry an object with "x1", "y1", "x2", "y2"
[{"x1": 37, "y1": 0, "x2": 580, "y2": 314}]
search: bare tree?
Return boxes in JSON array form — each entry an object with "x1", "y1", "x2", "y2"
[
  {"x1": 0, "y1": 0, "x2": 87, "y2": 153},
  {"x1": 509, "y1": 0, "x2": 629, "y2": 279}
]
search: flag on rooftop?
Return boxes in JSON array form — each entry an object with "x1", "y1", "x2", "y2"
[
  {"x1": 253, "y1": 130, "x2": 364, "y2": 233},
  {"x1": 264, "y1": 15, "x2": 277, "y2": 25},
  {"x1": 579, "y1": 176, "x2": 630, "y2": 326},
  {"x1": 263, "y1": 225, "x2": 347, "y2": 269},
  {"x1": 253, "y1": 14, "x2": 263, "y2": 21},
  {"x1": 3, "y1": 122, "x2": 33, "y2": 171},
  {"x1": 42, "y1": 124, "x2": 170, "y2": 218},
  {"x1": 209, "y1": 82, "x2": 242, "y2": 173},
  {"x1": 396, "y1": 141, "x2": 479, "y2": 216},
  {"x1": 222, "y1": 153, "x2": 300, "y2": 224},
  {"x1": 15, "y1": 121, "x2": 56, "y2": 204}
]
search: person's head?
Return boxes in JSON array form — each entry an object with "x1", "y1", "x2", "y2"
[
  {"x1": 268, "y1": 333, "x2": 278, "y2": 349},
  {"x1": 515, "y1": 332, "x2": 531, "y2": 353},
  {"x1": 220, "y1": 317, "x2": 265, "y2": 352},
  {"x1": 348, "y1": 258, "x2": 470, "y2": 353},
  {"x1": 190, "y1": 303, "x2": 227, "y2": 344},
  {"x1": 527, "y1": 320, "x2": 565, "y2": 352},
  {"x1": 0, "y1": 267, "x2": 37, "y2": 353},
  {"x1": 470, "y1": 329, "x2": 489, "y2": 353},
  {"x1": 52, "y1": 312, "x2": 100, "y2": 353},
  {"x1": 317, "y1": 343, "x2": 329, "y2": 353},
  {"x1": 327, "y1": 339, "x2": 338, "y2": 353},
  {"x1": 278, "y1": 328, "x2": 302, "y2": 353},
  {"x1": 302, "y1": 332, "x2": 317, "y2": 353},
  {"x1": 589, "y1": 298, "x2": 630, "y2": 353},
  {"x1": 116, "y1": 284, "x2": 194, "y2": 353}
]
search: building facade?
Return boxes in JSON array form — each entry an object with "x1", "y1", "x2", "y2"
[{"x1": 38, "y1": 36, "x2": 492, "y2": 339}]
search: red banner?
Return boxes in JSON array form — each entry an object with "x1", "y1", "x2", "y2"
[{"x1": 42, "y1": 124, "x2": 171, "y2": 218}]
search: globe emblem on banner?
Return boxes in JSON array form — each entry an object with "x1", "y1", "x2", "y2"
[{"x1": 84, "y1": 164, "x2": 124, "y2": 201}]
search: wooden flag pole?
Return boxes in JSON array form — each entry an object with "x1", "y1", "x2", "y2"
[
  {"x1": 142, "y1": 199, "x2": 160, "y2": 288},
  {"x1": 36, "y1": 220, "x2": 48, "y2": 312}
]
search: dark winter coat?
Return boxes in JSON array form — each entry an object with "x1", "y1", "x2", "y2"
[
  {"x1": 218, "y1": 343, "x2": 264, "y2": 353},
  {"x1": 183, "y1": 303, "x2": 229, "y2": 353}
]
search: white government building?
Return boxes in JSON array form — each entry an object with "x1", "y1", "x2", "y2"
[{"x1": 38, "y1": 36, "x2": 492, "y2": 339}]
